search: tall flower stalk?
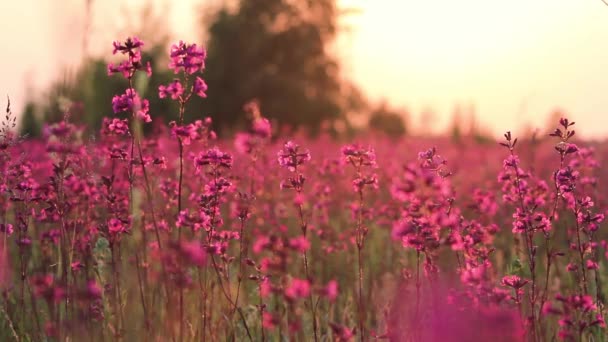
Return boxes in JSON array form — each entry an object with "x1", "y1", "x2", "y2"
[
  {"x1": 277, "y1": 141, "x2": 318, "y2": 341},
  {"x1": 158, "y1": 40, "x2": 209, "y2": 341},
  {"x1": 341, "y1": 144, "x2": 378, "y2": 341}
]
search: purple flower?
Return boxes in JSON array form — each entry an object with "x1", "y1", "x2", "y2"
[
  {"x1": 112, "y1": 37, "x2": 144, "y2": 56},
  {"x1": 195, "y1": 148, "x2": 233, "y2": 169},
  {"x1": 169, "y1": 41, "x2": 206, "y2": 74},
  {"x1": 159, "y1": 80, "x2": 184, "y2": 100},
  {"x1": 103, "y1": 118, "x2": 130, "y2": 136},
  {"x1": 108, "y1": 218, "x2": 128, "y2": 236},
  {"x1": 252, "y1": 117, "x2": 271, "y2": 138},
  {"x1": 284, "y1": 278, "x2": 310, "y2": 300},
  {"x1": 277, "y1": 141, "x2": 311, "y2": 172},
  {"x1": 342, "y1": 144, "x2": 377, "y2": 167},
  {"x1": 193, "y1": 77, "x2": 208, "y2": 98},
  {"x1": 108, "y1": 37, "x2": 151, "y2": 78},
  {"x1": 0, "y1": 223, "x2": 14, "y2": 235},
  {"x1": 501, "y1": 275, "x2": 529, "y2": 289},
  {"x1": 111, "y1": 88, "x2": 151, "y2": 122}
]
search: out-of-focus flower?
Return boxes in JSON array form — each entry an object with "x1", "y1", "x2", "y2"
[
  {"x1": 277, "y1": 141, "x2": 311, "y2": 172},
  {"x1": 501, "y1": 275, "x2": 529, "y2": 289},
  {"x1": 284, "y1": 278, "x2": 311, "y2": 300},
  {"x1": 195, "y1": 148, "x2": 233, "y2": 169},
  {"x1": 193, "y1": 77, "x2": 208, "y2": 98}
]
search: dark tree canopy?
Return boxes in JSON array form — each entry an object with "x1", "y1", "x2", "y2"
[
  {"x1": 200, "y1": 0, "x2": 353, "y2": 134},
  {"x1": 368, "y1": 103, "x2": 407, "y2": 138}
]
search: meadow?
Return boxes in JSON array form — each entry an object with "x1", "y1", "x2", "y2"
[{"x1": 0, "y1": 37, "x2": 607, "y2": 341}]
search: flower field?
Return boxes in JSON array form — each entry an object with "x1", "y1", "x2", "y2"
[{"x1": 0, "y1": 38, "x2": 607, "y2": 341}]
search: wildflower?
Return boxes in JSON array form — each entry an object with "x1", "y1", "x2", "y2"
[
  {"x1": 158, "y1": 79, "x2": 184, "y2": 100},
  {"x1": 108, "y1": 37, "x2": 151, "y2": 77},
  {"x1": 71, "y1": 261, "x2": 84, "y2": 272},
  {"x1": 111, "y1": 88, "x2": 151, "y2": 122},
  {"x1": 320, "y1": 280, "x2": 339, "y2": 302},
  {"x1": 170, "y1": 122, "x2": 198, "y2": 145},
  {"x1": 31, "y1": 274, "x2": 65, "y2": 303},
  {"x1": 586, "y1": 259, "x2": 599, "y2": 270},
  {"x1": 0, "y1": 223, "x2": 13, "y2": 235},
  {"x1": 260, "y1": 277, "x2": 273, "y2": 298},
  {"x1": 284, "y1": 278, "x2": 311, "y2": 300},
  {"x1": 108, "y1": 218, "x2": 128, "y2": 236},
  {"x1": 252, "y1": 117, "x2": 272, "y2": 138},
  {"x1": 193, "y1": 77, "x2": 208, "y2": 98},
  {"x1": 169, "y1": 41, "x2": 206, "y2": 74},
  {"x1": 501, "y1": 275, "x2": 529, "y2": 289},
  {"x1": 342, "y1": 144, "x2": 377, "y2": 167},
  {"x1": 234, "y1": 133, "x2": 255, "y2": 154},
  {"x1": 352, "y1": 174, "x2": 378, "y2": 192},
  {"x1": 555, "y1": 142, "x2": 578, "y2": 155},
  {"x1": 277, "y1": 141, "x2": 311, "y2": 172},
  {"x1": 103, "y1": 118, "x2": 130, "y2": 136},
  {"x1": 179, "y1": 240, "x2": 207, "y2": 267},
  {"x1": 288, "y1": 236, "x2": 310, "y2": 253},
  {"x1": 195, "y1": 148, "x2": 233, "y2": 169},
  {"x1": 84, "y1": 280, "x2": 103, "y2": 300},
  {"x1": 253, "y1": 236, "x2": 271, "y2": 254},
  {"x1": 263, "y1": 312, "x2": 279, "y2": 330},
  {"x1": 112, "y1": 37, "x2": 144, "y2": 56},
  {"x1": 555, "y1": 167, "x2": 578, "y2": 193}
]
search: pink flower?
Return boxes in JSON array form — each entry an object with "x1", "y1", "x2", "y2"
[
  {"x1": 169, "y1": 41, "x2": 206, "y2": 74},
  {"x1": 158, "y1": 79, "x2": 184, "y2": 100},
  {"x1": 252, "y1": 117, "x2": 271, "y2": 138},
  {"x1": 193, "y1": 77, "x2": 208, "y2": 98},
  {"x1": 170, "y1": 123, "x2": 198, "y2": 145},
  {"x1": 179, "y1": 240, "x2": 207, "y2": 267},
  {"x1": 103, "y1": 118, "x2": 130, "y2": 135},
  {"x1": 84, "y1": 280, "x2": 103, "y2": 300},
  {"x1": 284, "y1": 278, "x2": 310, "y2": 300},
  {"x1": 277, "y1": 141, "x2": 311, "y2": 172},
  {"x1": 586, "y1": 259, "x2": 599, "y2": 270},
  {"x1": 0, "y1": 223, "x2": 13, "y2": 235},
  {"x1": 288, "y1": 236, "x2": 310, "y2": 253},
  {"x1": 260, "y1": 278, "x2": 272, "y2": 298},
  {"x1": 262, "y1": 312, "x2": 279, "y2": 330},
  {"x1": 501, "y1": 275, "x2": 529, "y2": 289},
  {"x1": 108, "y1": 37, "x2": 151, "y2": 78},
  {"x1": 195, "y1": 148, "x2": 233, "y2": 169},
  {"x1": 112, "y1": 37, "x2": 144, "y2": 55},
  {"x1": 321, "y1": 280, "x2": 339, "y2": 302},
  {"x1": 342, "y1": 144, "x2": 377, "y2": 167},
  {"x1": 111, "y1": 88, "x2": 151, "y2": 122},
  {"x1": 108, "y1": 218, "x2": 128, "y2": 236},
  {"x1": 253, "y1": 236, "x2": 271, "y2": 254}
]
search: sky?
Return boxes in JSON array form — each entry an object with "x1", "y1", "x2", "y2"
[{"x1": 2, "y1": 0, "x2": 608, "y2": 137}]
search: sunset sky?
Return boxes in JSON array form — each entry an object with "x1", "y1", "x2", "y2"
[{"x1": 2, "y1": 0, "x2": 608, "y2": 137}]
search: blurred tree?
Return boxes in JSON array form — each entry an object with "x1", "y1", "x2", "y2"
[
  {"x1": 368, "y1": 102, "x2": 407, "y2": 138},
  {"x1": 200, "y1": 0, "x2": 361, "y2": 135}
]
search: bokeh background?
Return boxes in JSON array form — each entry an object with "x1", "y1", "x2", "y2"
[{"x1": 2, "y1": 0, "x2": 608, "y2": 138}]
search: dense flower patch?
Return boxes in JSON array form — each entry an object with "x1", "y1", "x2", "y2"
[{"x1": 0, "y1": 38, "x2": 607, "y2": 341}]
